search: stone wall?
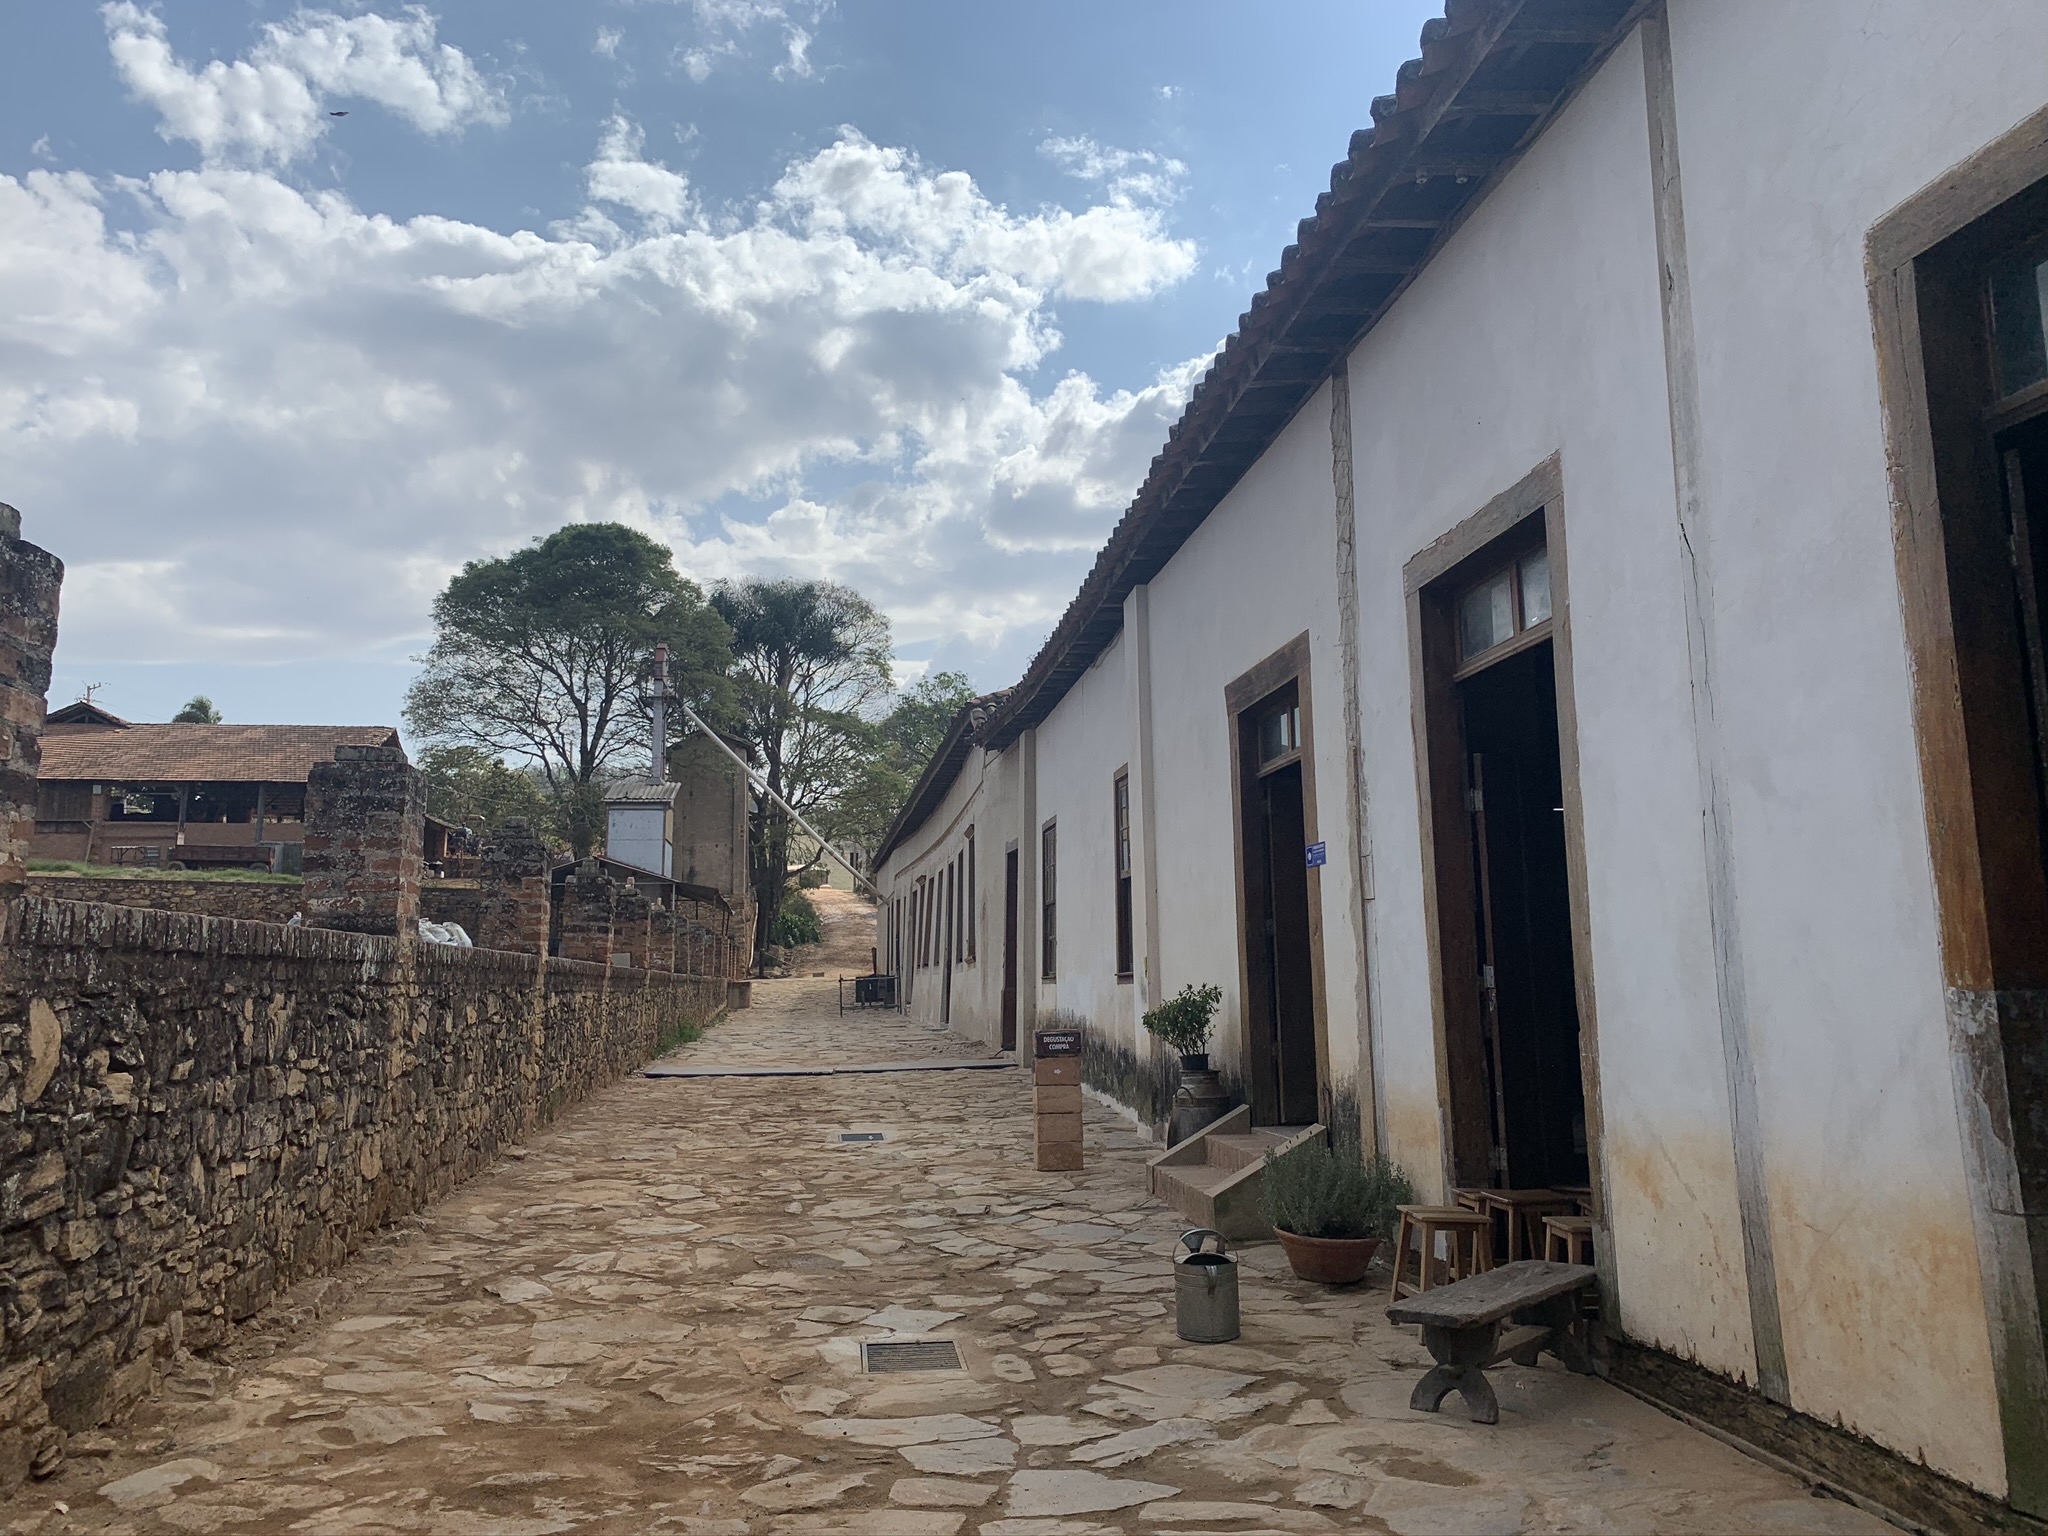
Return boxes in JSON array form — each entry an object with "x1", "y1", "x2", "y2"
[
  {"x1": 0, "y1": 506, "x2": 61, "y2": 890},
  {"x1": 0, "y1": 895, "x2": 727, "y2": 1488},
  {"x1": 23, "y1": 874, "x2": 303, "y2": 926},
  {"x1": 420, "y1": 880, "x2": 483, "y2": 938}
]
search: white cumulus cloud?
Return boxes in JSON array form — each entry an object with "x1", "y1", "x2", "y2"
[
  {"x1": 1040, "y1": 135, "x2": 1187, "y2": 207},
  {"x1": 3, "y1": 112, "x2": 1208, "y2": 683},
  {"x1": 101, "y1": 2, "x2": 506, "y2": 165}
]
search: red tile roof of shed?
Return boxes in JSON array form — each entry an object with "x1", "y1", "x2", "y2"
[{"x1": 39, "y1": 724, "x2": 402, "y2": 785}]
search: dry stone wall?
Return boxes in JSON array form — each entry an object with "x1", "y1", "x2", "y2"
[
  {"x1": 0, "y1": 894, "x2": 726, "y2": 1489},
  {"x1": 23, "y1": 874, "x2": 304, "y2": 926}
]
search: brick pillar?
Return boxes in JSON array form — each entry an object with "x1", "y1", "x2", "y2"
[
  {"x1": 0, "y1": 506, "x2": 62, "y2": 889},
  {"x1": 475, "y1": 820, "x2": 550, "y2": 954},
  {"x1": 557, "y1": 860, "x2": 616, "y2": 965},
  {"x1": 303, "y1": 744, "x2": 424, "y2": 936},
  {"x1": 646, "y1": 903, "x2": 676, "y2": 973},
  {"x1": 611, "y1": 878, "x2": 650, "y2": 971}
]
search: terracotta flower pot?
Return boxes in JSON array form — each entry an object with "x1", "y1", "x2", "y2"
[{"x1": 1274, "y1": 1228, "x2": 1382, "y2": 1285}]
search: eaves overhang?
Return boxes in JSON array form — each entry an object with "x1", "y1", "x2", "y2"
[
  {"x1": 982, "y1": 0, "x2": 1646, "y2": 751},
  {"x1": 870, "y1": 690, "x2": 1012, "y2": 872}
]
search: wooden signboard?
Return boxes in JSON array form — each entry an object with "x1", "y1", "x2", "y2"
[{"x1": 1032, "y1": 1031, "x2": 1084, "y2": 1170}]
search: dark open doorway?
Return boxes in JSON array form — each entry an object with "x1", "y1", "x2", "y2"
[
  {"x1": 941, "y1": 864, "x2": 954, "y2": 1025},
  {"x1": 1460, "y1": 640, "x2": 1588, "y2": 1189},
  {"x1": 1408, "y1": 477, "x2": 1600, "y2": 1198},
  {"x1": 1237, "y1": 680, "x2": 1321, "y2": 1127},
  {"x1": 1001, "y1": 847, "x2": 1019, "y2": 1051}
]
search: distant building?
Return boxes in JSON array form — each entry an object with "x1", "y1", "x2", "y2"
[
  {"x1": 665, "y1": 728, "x2": 752, "y2": 901},
  {"x1": 34, "y1": 715, "x2": 402, "y2": 872},
  {"x1": 603, "y1": 778, "x2": 680, "y2": 879},
  {"x1": 870, "y1": 1, "x2": 2048, "y2": 1517}
]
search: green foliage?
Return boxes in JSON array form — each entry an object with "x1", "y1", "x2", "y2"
[
  {"x1": 655, "y1": 1016, "x2": 706, "y2": 1054},
  {"x1": 1142, "y1": 983, "x2": 1223, "y2": 1057},
  {"x1": 797, "y1": 865, "x2": 829, "y2": 890},
  {"x1": 404, "y1": 522, "x2": 734, "y2": 854},
  {"x1": 834, "y1": 670, "x2": 979, "y2": 852},
  {"x1": 711, "y1": 578, "x2": 893, "y2": 948},
  {"x1": 171, "y1": 694, "x2": 222, "y2": 724},
  {"x1": 416, "y1": 745, "x2": 553, "y2": 834},
  {"x1": 769, "y1": 887, "x2": 823, "y2": 948},
  {"x1": 1257, "y1": 1140, "x2": 1415, "y2": 1241}
]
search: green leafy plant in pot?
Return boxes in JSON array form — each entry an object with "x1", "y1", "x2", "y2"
[
  {"x1": 1259, "y1": 1139, "x2": 1415, "y2": 1285},
  {"x1": 1145, "y1": 983, "x2": 1230, "y2": 1145},
  {"x1": 1142, "y1": 983, "x2": 1223, "y2": 1070}
]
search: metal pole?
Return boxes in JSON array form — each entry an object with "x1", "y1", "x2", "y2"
[
  {"x1": 649, "y1": 643, "x2": 671, "y2": 785},
  {"x1": 668, "y1": 696, "x2": 881, "y2": 897}
]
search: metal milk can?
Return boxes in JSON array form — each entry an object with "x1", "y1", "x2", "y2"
[{"x1": 1173, "y1": 1227, "x2": 1240, "y2": 1343}]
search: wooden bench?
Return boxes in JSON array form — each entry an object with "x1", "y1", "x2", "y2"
[{"x1": 1385, "y1": 1259, "x2": 1598, "y2": 1424}]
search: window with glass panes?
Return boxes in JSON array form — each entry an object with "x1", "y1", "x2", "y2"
[{"x1": 1456, "y1": 544, "x2": 1552, "y2": 673}]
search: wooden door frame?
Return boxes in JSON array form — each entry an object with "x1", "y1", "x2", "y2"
[
  {"x1": 1224, "y1": 633, "x2": 1332, "y2": 1126},
  {"x1": 1402, "y1": 456, "x2": 1607, "y2": 1211},
  {"x1": 1867, "y1": 105, "x2": 2048, "y2": 1512}
]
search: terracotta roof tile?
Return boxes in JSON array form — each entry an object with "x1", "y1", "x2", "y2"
[{"x1": 39, "y1": 724, "x2": 402, "y2": 785}]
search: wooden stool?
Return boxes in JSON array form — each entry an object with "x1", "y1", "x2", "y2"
[
  {"x1": 1389, "y1": 1206, "x2": 1493, "y2": 1302},
  {"x1": 1543, "y1": 1214, "x2": 1596, "y2": 1266},
  {"x1": 1553, "y1": 1184, "x2": 1594, "y2": 1216},
  {"x1": 1452, "y1": 1188, "x2": 1489, "y2": 1214},
  {"x1": 1479, "y1": 1189, "x2": 1578, "y2": 1262}
]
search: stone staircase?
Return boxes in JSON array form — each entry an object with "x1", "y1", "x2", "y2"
[{"x1": 1146, "y1": 1108, "x2": 1323, "y2": 1241}]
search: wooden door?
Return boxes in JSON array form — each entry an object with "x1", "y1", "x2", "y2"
[
  {"x1": 1261, "y1": 761, "x2": 1320, "y2": 1126},
  {"x1": 1467, "y1": 753, "x2": 1512, "y2": 1185},
  {"x1": 1001, "y1": 849, "x2": 1019, "y2": 1050}
]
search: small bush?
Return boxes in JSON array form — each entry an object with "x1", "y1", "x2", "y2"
[
  {"x1": 1258, "y1": 1139, "x2": 1414, "y2": 1241},
  {"x1": 770, "y1": 888, "x2": 823, "y2": 948},
  {"x1": 1141, "y1": 983, "x2": 1223, "y2": 1057},
  {"x1": 797, "y1": 865, "x2": 829, "y2": 890}
]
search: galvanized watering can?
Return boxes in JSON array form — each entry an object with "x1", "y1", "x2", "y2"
[{"x1": 1173, "y1": 1227, "x2": 1240, "y2": 1343}]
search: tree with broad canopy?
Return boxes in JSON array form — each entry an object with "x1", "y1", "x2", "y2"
[
  {"x1": 711, "y1": 578, "x2": 894, "y2": 954},
  {"x1": 404, "y1": 523, "x2": 732, "y2": 855}
]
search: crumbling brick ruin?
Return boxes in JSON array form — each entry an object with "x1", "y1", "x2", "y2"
[{"x1": 0, "y1": 512, "x2": 733, "y2": 1493}]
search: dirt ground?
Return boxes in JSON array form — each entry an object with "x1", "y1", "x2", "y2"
[{"x1": 10, "y1": 888, "x2": 1892, "y2": 1535}]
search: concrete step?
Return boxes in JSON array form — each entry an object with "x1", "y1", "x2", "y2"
[
  {"x1": 1149, "y1": 1121, "x2": 1326, "y2": 1243},
  {"x1": 1203, "y1": 1126, "x2": 1311, "y2": 1173},
  {"x1": 1151, "y1": 1160, "x2": 1238, "y2": 1232},
  {"x1": 1203, "y1": 1134, "x2": 1280, "y2": 1174}
]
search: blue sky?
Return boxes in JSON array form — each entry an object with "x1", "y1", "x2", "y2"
[{"x1": 5, "y1": 0, "x2": 1442, "y2": 731}]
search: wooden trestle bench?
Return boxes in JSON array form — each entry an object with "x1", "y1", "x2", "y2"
[{"x1": 1385, "y1": 1259, "x2": 1598, "y2": 1425}]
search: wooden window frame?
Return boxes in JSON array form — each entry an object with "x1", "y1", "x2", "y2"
[
  {"x1": 1113, "y1": 771, "x2": 1134, "y2": 981},
  {"x1": 963, "y1": 829, "x2": 977, "y2": 964},
  {"x1": 1040, "y1": 819, "x2": 1058, "y2": 982}
]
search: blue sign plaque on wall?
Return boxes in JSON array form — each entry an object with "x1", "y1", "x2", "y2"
[{"x1": 1305, "y1": 842, "x2": 1327, "y2": 868}]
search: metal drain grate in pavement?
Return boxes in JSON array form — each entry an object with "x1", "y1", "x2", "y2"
[{"x1": 861, "y1": 1339, "x2": 962, "y2": 1374}]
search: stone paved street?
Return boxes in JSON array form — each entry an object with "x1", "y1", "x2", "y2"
[{"x1": 14, "y1": 894, "x2": 1890, "y2": 1535}]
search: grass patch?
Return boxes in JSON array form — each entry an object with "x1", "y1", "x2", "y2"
[
  {"x1": 28, "y1": 859, "x2": 300, "y2": 885},
  {"x1": 656, "y1": 1012, "x2": 717, "y2": 1055}
]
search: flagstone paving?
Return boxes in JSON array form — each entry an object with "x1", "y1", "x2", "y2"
[{"x1": 13, "y1": 893, "x2": 1892, "y2": 1534}]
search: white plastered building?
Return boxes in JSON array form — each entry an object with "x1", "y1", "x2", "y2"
[{"x1": 870, "y1": 0, "x2": 2048, "y2": 1518}]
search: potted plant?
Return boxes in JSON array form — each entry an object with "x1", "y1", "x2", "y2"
[
  {"x1": 1143, "y1": 984, "x2": 1230, "y2": 1144},
  {"x1": 1258, "y1": 1140, "x2": 1415, "y2": 1285}
]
